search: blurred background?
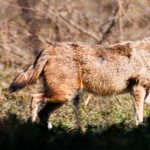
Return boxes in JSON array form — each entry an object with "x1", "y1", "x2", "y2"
[{"x1": 1, "y1": 0, "x2": 150, "y2": 135}]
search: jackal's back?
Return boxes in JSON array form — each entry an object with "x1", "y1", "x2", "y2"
[
  {"x1": 9, "y1": 38, "x2": 150, "y2": 96},
  {"x1": 41, "y1": 39, "x2": 150, "y2": 96}
]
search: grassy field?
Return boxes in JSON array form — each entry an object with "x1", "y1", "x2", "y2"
[{"x1": 1, "y1": 61, "x2": 150, "y2": 150}]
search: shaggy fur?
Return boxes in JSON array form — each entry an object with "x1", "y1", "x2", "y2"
[{"x1": 9, "y1": 37, "x2": 150, "y2": 127}]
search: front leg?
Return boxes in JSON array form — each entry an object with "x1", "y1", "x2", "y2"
[
  {"x1": 84, "y1": 93, "x2": 93, "y2": 108},
  {"x1": 131, "y1": 85, "x2": 146, "y2": 125}
]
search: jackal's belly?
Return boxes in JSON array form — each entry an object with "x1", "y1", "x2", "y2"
[
  {"x1": 81, "y1": 56, "x2": 133, "y2": 95},
  {"x1": 83, "y1": 77, "x2": 128, "y2": 96}
]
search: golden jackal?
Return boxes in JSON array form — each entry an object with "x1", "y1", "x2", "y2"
[{"x1": 9, "y1": 37, "x2": 150, "y2": 127}]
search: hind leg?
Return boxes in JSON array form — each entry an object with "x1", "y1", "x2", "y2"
[
  {"x1": 38, "y1": 102, "x2": 63, "y2": 129},
  {"x1": 131, "y1": 85, "x2": 146, "y2": 125},
  {"x1": 38, "y1": 90, "x2": 80, "y2": 129},
  {"x1": 30, "y1": 93, "x2": 45, "y2": 122}
]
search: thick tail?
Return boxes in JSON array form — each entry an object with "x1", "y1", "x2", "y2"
[{"x1": 9, "y1": 47, "x2": 50, "y2": 93}]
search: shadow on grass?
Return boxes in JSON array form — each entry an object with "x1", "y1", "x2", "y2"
[{"x1": 1, "y1": 114, "x2": 150, "y2": 150}]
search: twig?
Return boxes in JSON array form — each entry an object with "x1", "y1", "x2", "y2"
[
  {"x1": 115, "y1": 96, "x2": 122, "y2": 106},
  {"x1": 57, "y1": 0, "x2": 73, "y2": 12},
  {"x1": 117, "y1": 0, "x2": 124, "y2": 41},
  {"x1": 99, "y1": 4, "x2": 119, "y2": 44}
]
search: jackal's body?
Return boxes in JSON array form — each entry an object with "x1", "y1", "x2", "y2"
[
  {"x1": 42, "y1": 41, "x2": 150, "y2": 97},
  {"x1": 9, "y1": 37, "x2": 150, "y2": 127}
]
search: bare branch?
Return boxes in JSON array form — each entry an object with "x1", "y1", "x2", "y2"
[
  {"x1": 99, "y1": 3, "x2": 119, "y2": 44},
  {"x1": 117, "y1": 0, "x2": 124, "y2": 41},
  {"x1": 1, "y1": 0, "x2": 101, "y2": 42},
  {"x1": 41, "y1": 0, "x2": 100, "y2": 42}
]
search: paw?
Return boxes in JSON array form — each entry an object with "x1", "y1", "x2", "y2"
[
  {"x1": 47, "y1": 121, "x2": 53, "y2": 129},
  {"x1": 135, "y1": 119, "x2": 143, "y2": 126}
]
